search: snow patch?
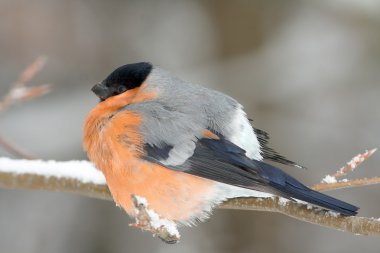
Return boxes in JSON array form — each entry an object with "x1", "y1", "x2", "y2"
[
  {"x1": 327, "y1": 210, "x2": 340, "y2": 217},
  {"x1": 295, "y1": 199, "x2": 308, "y2": 205},
  {"x1": 134, "y1": 195, "x2": 180, "y2": 238},
  {"x1": 0, "y1": 157, "x2": 106, "y2": 185},
  {"x1": 145, "y1": 209, "x2": 180, "y2": 238},
  {"x1": 278, "y1": 197, "x2": 289, "y2": 206},
  {"x1": 321, "y1": 175, "x2": 337, "y2": 184}
]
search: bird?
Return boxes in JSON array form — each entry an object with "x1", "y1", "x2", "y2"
[{"x1": 83, "y1": 62, "x2": 358, "y2": 242}]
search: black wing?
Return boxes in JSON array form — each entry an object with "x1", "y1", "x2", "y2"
[{"x1": 144, "y1": 137, "x2": 358, "y2": 216}]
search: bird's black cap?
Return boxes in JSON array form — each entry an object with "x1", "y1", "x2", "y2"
[
  {"x1": 92, "y1": 62, "x2": 153, "y2": 101},
  {"x1": 103, "y1": 62, "x2": 153, "y2": 90}
]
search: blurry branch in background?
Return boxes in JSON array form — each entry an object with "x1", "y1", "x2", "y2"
[
  {"x1": 0, "y1": 150, "x2": 379, "y2": 237},
  {"x1": 0, "y1": 56, "x2": 51, "y2": 159},
  {"x1": 0, "y1": 136, "x2": 34, "y2": 160},
  {"x1": 0, "y1": 56, "x2": 50, "y2": 112},
  {"x1": 312, "y1": 149, "x2": 379, "y2": 191}
]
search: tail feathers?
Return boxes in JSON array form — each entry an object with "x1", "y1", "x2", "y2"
[
  {"x1": 254, "y1": 160, "x2": 359, "y2": 216},
  {"x1": 270, "y1": 181, "x2": 358, "y2": 216}
]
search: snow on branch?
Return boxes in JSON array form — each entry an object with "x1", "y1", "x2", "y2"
[
  {"x1": 0, "y1": 157, "x2": 110, "y2": 200},
  {"x1": 1, "y1": 149, "x2": 380, "y2": 240}
]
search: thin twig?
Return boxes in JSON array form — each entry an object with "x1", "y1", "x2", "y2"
[
  {"x1": 0, "y1": 56, "x2": 50, "y2": 112},
  {"x1": 0, "y1": 136, "x2": 34, "y2": 159},
  {"x1": 312, "y1": 149, "x2": 378, "y2": 191},
  {"x1": 0, "y1": 57, "x2": 51, "y2": 159},
  {"x1": 331, "y1": 149, "x2": 377, "y2": 178},
  {"x1": 130, "y1": 195, "x2": 180, "y2": 244},
  {"x1": 13, "y1": 56, "x2": 47, "y2": 89},
  {"x1": 312, "y1": 177, "x2": 380, "y2": 192}
]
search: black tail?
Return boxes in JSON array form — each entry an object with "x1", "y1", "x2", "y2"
[
  {"x1": 182, "y1": 137, "x2": 358, "y2": 216},
  {"x1": 254, "y1": 161, "x2": 359, "y2": 216}
]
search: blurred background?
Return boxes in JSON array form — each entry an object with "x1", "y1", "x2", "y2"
[{"x1": 1, "y1": 0, "x2": 380, "y2": 252}]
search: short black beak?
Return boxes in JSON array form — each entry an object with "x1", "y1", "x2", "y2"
[{"x1": 91, "y1": 82, "x2": 110, "y2": 100}]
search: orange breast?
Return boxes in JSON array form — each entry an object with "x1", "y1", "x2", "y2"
[{"x1": 83, "y1": 89, "x2": 217, "y2": 222}]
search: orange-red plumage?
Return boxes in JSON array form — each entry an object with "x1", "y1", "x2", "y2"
[{"x1": 83, "y1": 83, "x2": 217, "y2": 222}]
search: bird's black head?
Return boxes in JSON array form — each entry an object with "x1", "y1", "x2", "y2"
[{"x1": 91, "y1": 62, "x2": 153, "y2": 101}]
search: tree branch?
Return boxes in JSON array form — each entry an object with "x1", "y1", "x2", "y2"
[
  {"x1": 220, "y1": 198, "x2": 380, "y2": 236},
  {"x1": 0, "y1": 158, "x2": 109, "y2": 200},
  {"x1": 0, "y1": 154, "x2": 379, "y2": 237}
]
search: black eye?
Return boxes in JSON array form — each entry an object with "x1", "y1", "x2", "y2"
[{"x1": 117, "y1": 85, "x2": 127, "y2": 93}]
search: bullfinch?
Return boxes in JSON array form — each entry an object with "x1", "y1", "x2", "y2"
[{"x1": 83, "y1": 62, "x2": 358, "y2": 241}]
